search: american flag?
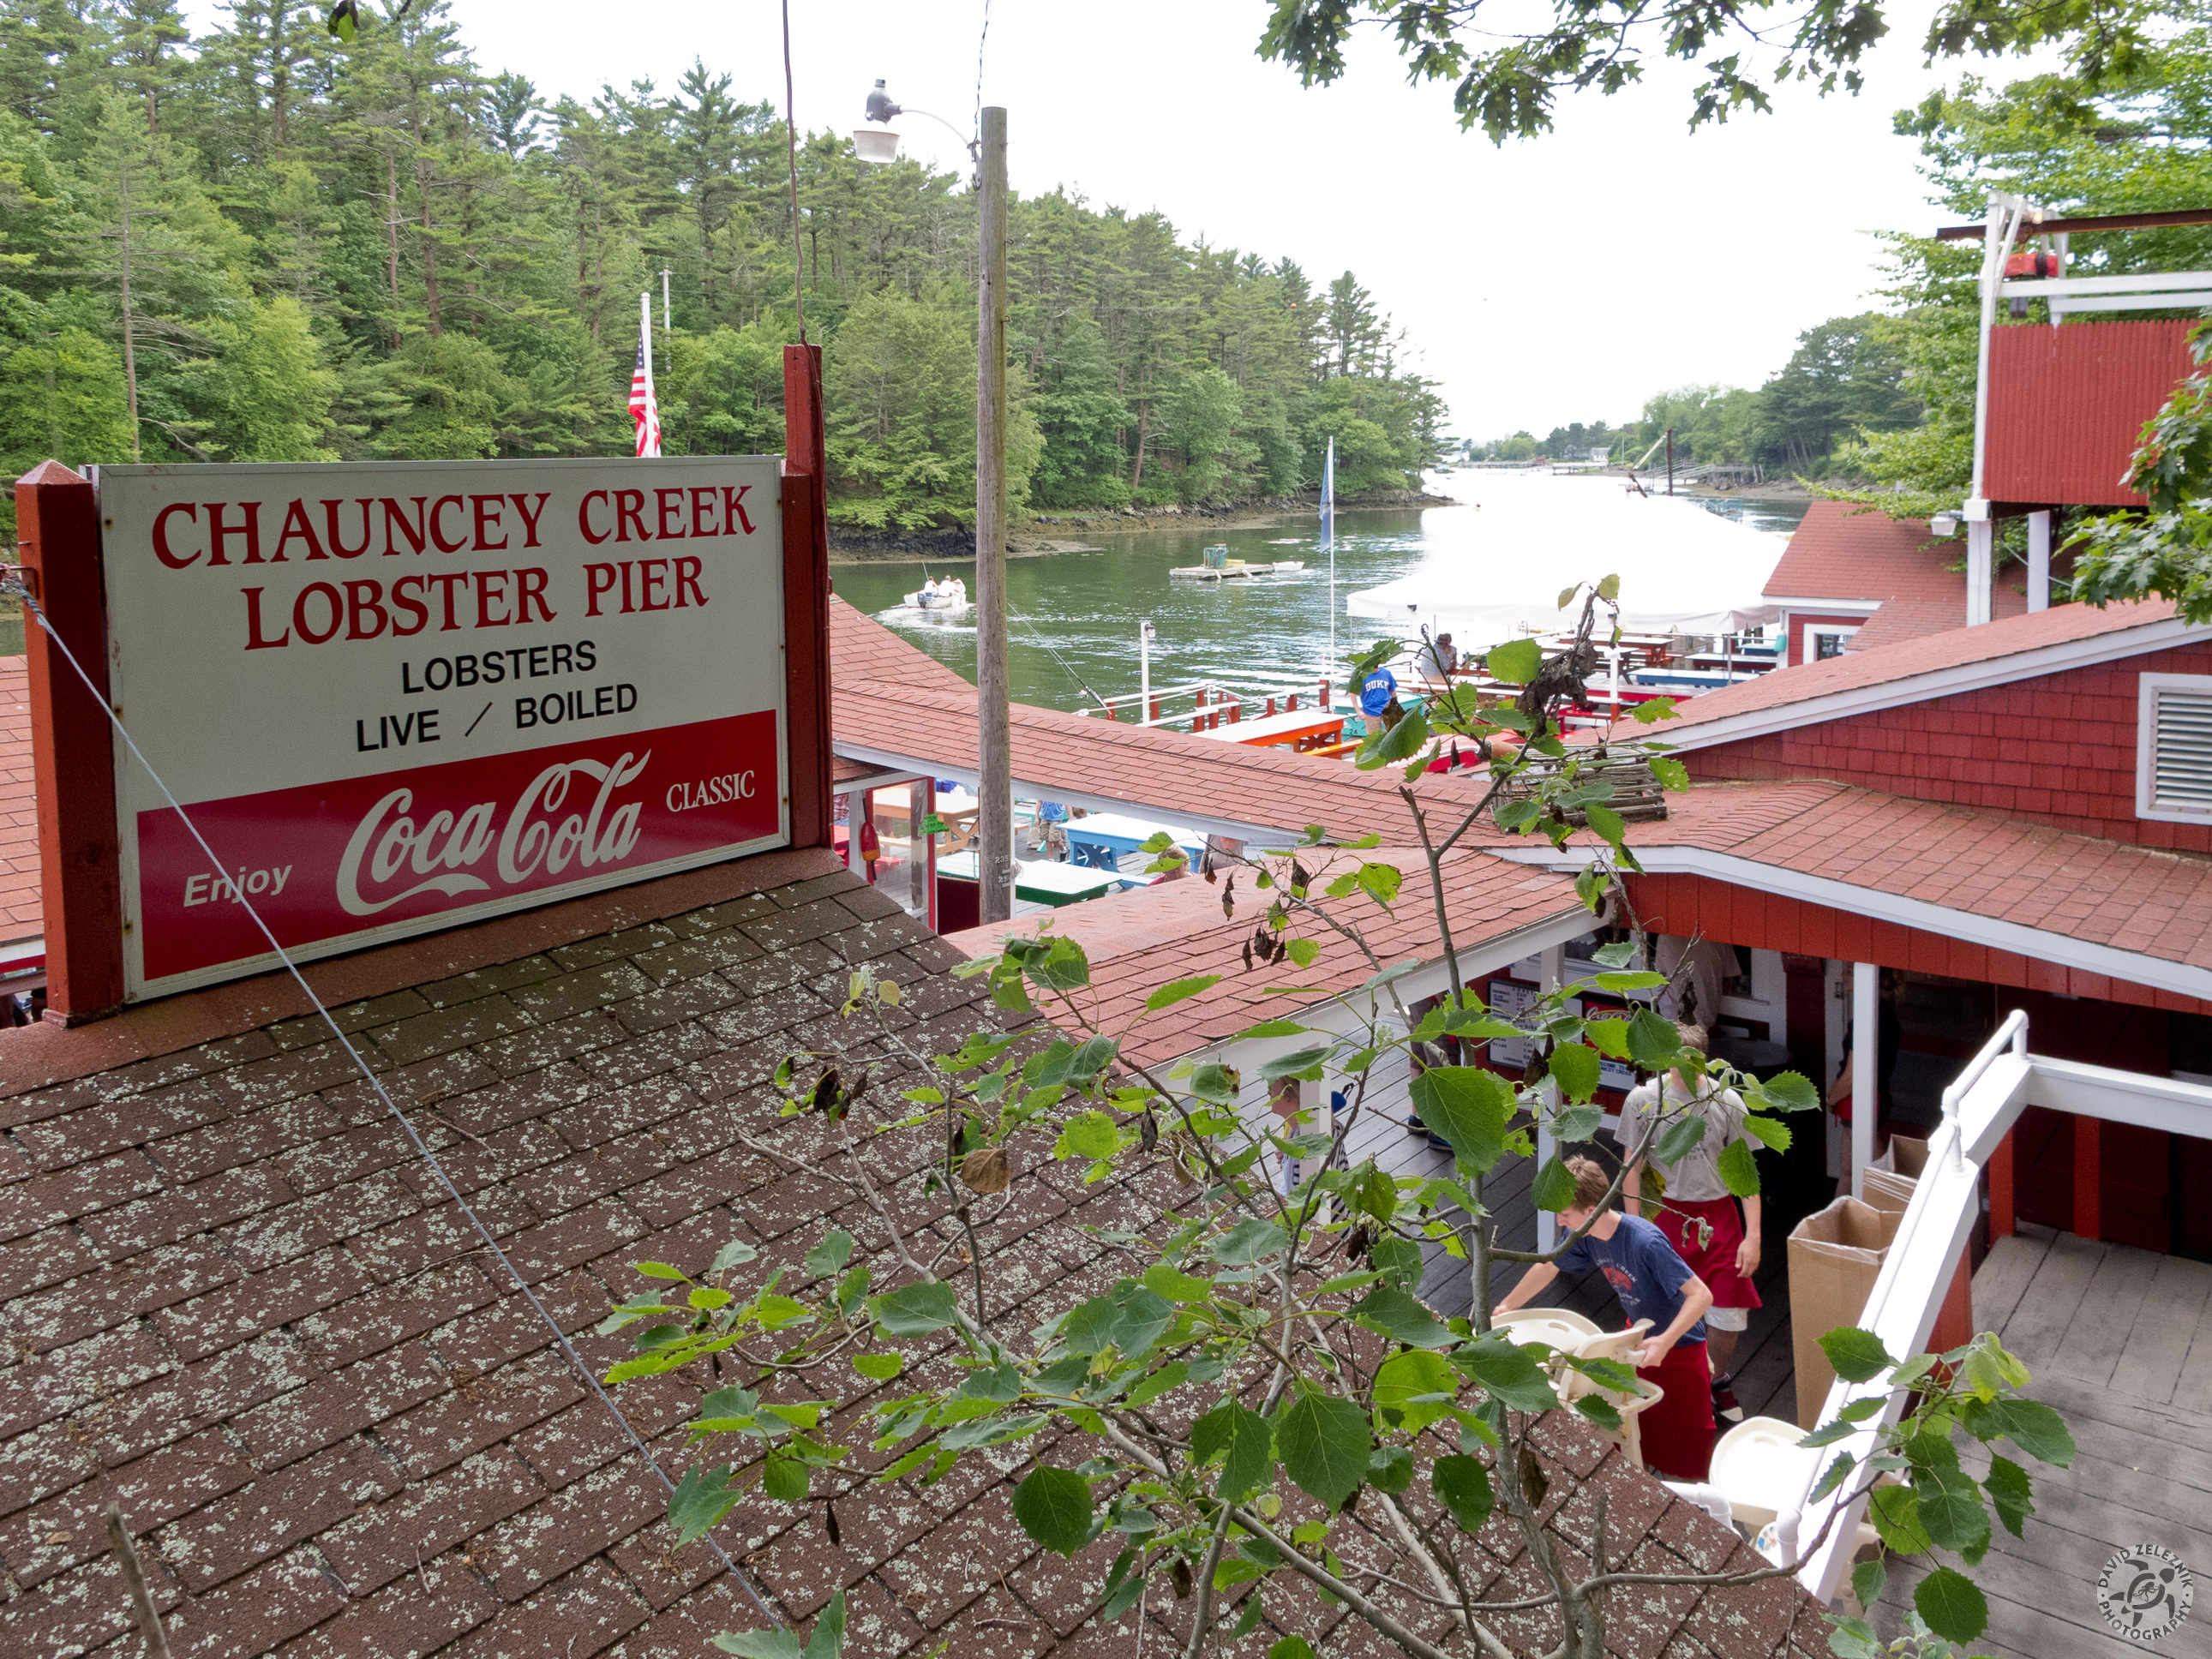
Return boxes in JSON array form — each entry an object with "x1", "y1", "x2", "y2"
[{"x1": 629, "y1": 295, "x2": 661, "y2": 458}]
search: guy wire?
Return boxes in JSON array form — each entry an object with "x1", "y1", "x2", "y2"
[
  {"x1": 5, "y1": 574, "x2": 785, "y2": 1631},
  {"x1": 1010, "y1": 608, "x2": 1112, "y2": 715}
]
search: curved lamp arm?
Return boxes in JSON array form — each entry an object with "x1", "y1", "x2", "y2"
[{"x1": 876, "y1": 103, "x2": 976, "y2": 158}]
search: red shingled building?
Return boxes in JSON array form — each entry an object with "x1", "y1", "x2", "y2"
[{"x1": 1509, "y1": 594, "x2": 2212, "y2": 1255}]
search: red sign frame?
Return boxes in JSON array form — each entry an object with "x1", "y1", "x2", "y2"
[{"x1": 15, "y1": 346, "x2": 832, "y2": 1020}]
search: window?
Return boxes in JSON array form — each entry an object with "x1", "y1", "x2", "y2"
[
  {"x1": 1812, "y1": 627, "x2": 1857, "y2": 661},
  {"x1": 2137, "y1": 673, "x2": 2212, "y2": 822}
]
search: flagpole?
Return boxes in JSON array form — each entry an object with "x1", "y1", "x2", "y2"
[
  {"x1": 634, "y1": 292, "x2": 661, "y2": 459},
  {"x1": 1322, "y1": 436, "x2": 1336, "y2": 681}
]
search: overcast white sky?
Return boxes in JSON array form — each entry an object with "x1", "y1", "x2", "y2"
[{"x1": 199, "y1": 0, "x2": 2017, "y2": 439}]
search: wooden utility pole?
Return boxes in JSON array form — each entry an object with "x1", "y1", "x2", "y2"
[{"x1": 975, "y1": 105, "x2": 1012, "y2": 923}]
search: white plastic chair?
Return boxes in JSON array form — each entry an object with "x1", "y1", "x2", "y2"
[
  {"x1": 1493, "y1": 1307, "x2": 1603, "y2": 1353},
  {"x1": 1560, "y1": 1321, "x2": 1660, "y2": 1468},
  {"x1": 1712, "y1": 1415, "x2": 1882, "y2": 1554},
  {"x1": 1711, "y1": 1416, "x2": 1818, "y2": 1530}
]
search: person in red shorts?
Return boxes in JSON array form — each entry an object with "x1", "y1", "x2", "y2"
[
  {"x1": 1616, "y1": 1021, "x2": 1761, "y2": 1423},
  {"x1": 1491, "y1": 1157, "x2": 1717, "y2": 1480}
]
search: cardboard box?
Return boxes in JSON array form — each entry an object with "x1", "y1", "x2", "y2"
[
  {"x1": 1855, "y1": 1135, "x2": 1978, "y2": 1358},
  {"x1": 1861, "y1": 1166, "x2": 1915, "y2": 1217},
  {"x1": 1873, "y1": 1135, "x2": 1931, "y2": 1177},
  {"x1": 1863, "y1": 1134, "x2": 1929, "y2": 1217},
  {"x1": 1787, "y1": 1198, "x2": 1901, "y2": 1428}
]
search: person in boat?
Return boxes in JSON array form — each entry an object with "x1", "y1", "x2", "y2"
[{"x1": 1428, "y1": 634, "x2": 1460, "y2": 677}]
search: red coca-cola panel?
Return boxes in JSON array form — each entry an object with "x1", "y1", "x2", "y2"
[{"x1": 136, "y1": 710, "x2": 779, "y2": 984}]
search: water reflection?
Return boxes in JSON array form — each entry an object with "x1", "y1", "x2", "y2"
[{"x1": 830, "y1": 476, "x2": 1809, "y2": 716}]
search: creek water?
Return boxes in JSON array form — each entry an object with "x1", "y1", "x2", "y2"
[{"x1": 830, "y1": 471, "x2": 1812, "y2": 716}]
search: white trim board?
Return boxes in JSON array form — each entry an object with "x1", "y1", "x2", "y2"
[
  {"x1": 1489, "y1": 843, "x2": 2212, "y2": 1003},
  {"x1": 834, "y1": 740, "x2": 1322, "y2": 847},
  {"x1": 1658, "y1": 614, "x2": 2209, "y2": 754},
  {"x1": 1168, "y1": 905, "x2": 1597, "y2": 1069}
]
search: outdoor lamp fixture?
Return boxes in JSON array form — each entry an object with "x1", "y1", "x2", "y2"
[
  {"x1": 854, "y1": 75, "x2": 1011, "y2": 925},
  {"x1": 852, "y1": 79, "x2": 979, "y2": 168},
  {"x1": 1930, "y1": 512, "x2": 1961, "y2": 537}
]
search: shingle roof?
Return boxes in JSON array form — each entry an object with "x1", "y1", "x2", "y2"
[
  {"x1": 1760, "y1": 500, "x2": 2027, "y2": 647},
  {"x1": 1657, "y1": 596, "x2": 2184, "y2": 743},
  {"x1": 1596, "y1": 780, "x2": 2212, "y2": 971},
  {"x1": 1763, "y1": 500, "x2": 1935, "y2": 602},
  {"x1": 944, "y1": 848, "x2": 1584, "y2": 1067},
  {"x1": 828, "y1": 596, "x2": 1487, "y2": 846},
  {"x1": 0, "y1": 848, "x2": 1822, "y2": 1658}
]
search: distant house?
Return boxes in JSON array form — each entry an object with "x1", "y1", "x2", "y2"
[{"x1": 1761, "y1": 500, "x2": 2026, "y2": 667}]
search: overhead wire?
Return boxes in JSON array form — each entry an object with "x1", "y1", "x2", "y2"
[
  {"x1": 972, "y1": 0, "x2": 991, "y2": 147},
  {"x1": 781, "y1": 0, "x2": 805, "y2": 344},
  {"x1": 3, "y1": 572, "x2": 786, "y2": 1632}
]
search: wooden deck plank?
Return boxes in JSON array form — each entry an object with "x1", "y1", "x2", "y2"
[
  {"x1": 2046, "y1": 1243, "x2": 2163, "y2": 1389},
  {"x1": 2111, "y1": 1252, "x2": 2212, "y2": 1405},
  {"x1": 1973, "y1": 1228, "x2": 2052, "y2": 1339},
  {"x1": 1999, "y1": 1231, "x2": 2106, "y2": 1373},
  {"x1": 1879, "y1": 1435, "x2": 2212, "y2": 1654},
  {"x1": 2027, "y1": 1376, "x2": 2212, "y2": 1493},
  {"x1": 1730, "y1": 1310, "x2": 1798, "y2": 1425},
  {"x1": 2172, "y1": 1277, "x2": 2212, "y2": 1419},
  {"x1": 1880, "y1": 1548, "x2": 2143, "y2": 1659}
]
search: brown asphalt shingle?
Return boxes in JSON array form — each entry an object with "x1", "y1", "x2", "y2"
[
  {"x1": 0, "y1": 850, "x2": 1824, "y2": 1657},
  {"x1": 1595, "y1": 780, "x2": 2212, "y2": 971}
]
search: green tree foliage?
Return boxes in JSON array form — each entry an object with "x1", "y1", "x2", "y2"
[
  {"x1": 0, "y1": 0, "x2": 1446, "y2": 542},
  {"x1": 1821, "y1": 13, "x2": 2212, "y2": 531},
  {"x1": 1256, "y1": 0, "x2": 2159, "y2": 143},
  {"x1": 186, "y1": 290, "x2": 339, "y2": 459},
  {"x1": 1474, "y1": 315, "x2": 1917, "y2": 476},
  {"x1": 1753, "y1": 314, "x2": 1918, "y2": 469},
  {"x1": 602, "y1": 584, "x2": 2068, "y2": 1658},
  {"x1": 824, "y1": 284, "x2": 1041, "y2": 530}
]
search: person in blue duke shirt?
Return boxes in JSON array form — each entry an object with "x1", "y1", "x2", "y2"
[{"x1": 1492, "y1": 1155, "x2": 1717, "y2": 1480}]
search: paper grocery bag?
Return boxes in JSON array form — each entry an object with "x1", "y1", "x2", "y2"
[
  {"x1": 1855, "y1": 1138, "x2": 1976, "y2": 1360},
  {"x1": 1861, "y1": 1165, "x2": 1915, "y2": 1217},
  {"x1": 1788, "y1": 1198, "x2": 1901, "y2": 1428}
]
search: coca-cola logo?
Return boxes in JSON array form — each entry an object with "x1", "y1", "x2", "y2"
[{"x1": 337, "y1": 750, "x2": 650, "y2": 917}]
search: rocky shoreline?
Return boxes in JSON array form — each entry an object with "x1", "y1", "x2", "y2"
[{"x1": 826, "y1": 488, "x2": 1456, "y2": 563}]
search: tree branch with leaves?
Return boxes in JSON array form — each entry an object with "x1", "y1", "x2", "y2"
[{"x1": 600, "y1": 581, "x2": 2071, "y2": 1658}]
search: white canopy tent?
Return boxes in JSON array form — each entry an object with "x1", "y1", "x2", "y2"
[{"x1": 1347, "y1": 470, "x2": 1787, "y2": 650}]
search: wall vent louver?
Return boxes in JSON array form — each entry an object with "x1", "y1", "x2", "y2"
[{"x1": 2140, "y1": 675, "x2": 2212, "y2": 820}]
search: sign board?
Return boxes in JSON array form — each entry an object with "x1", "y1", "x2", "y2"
[{"x1": 95, "y1": 458, "x2": 788, "y2": 999}]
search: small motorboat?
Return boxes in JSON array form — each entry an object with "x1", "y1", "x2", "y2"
[{"x1": 902, "y1": 577, "x2": 969, "y2": 611}]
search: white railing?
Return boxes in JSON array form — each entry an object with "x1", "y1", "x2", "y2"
[
  {"x1": 1077, "y1": 680, "x2": 1246, "y2": 732},
  {"x1": 1792, "y1": 1015, "x2": 2212, "y2": 1603},
  {"x1": 2002, "y1": 269, "x2": 2212, "y2": 322}
]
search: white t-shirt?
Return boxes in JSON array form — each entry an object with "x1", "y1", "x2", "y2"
[{"x1": 1616, "y1": 1074, "x2": 1752, "y2": 1204}]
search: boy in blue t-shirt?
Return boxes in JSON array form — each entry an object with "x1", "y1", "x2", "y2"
[{"x1": 1491, "y1": 1156, "x2": 1717, "y2": 1479}]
